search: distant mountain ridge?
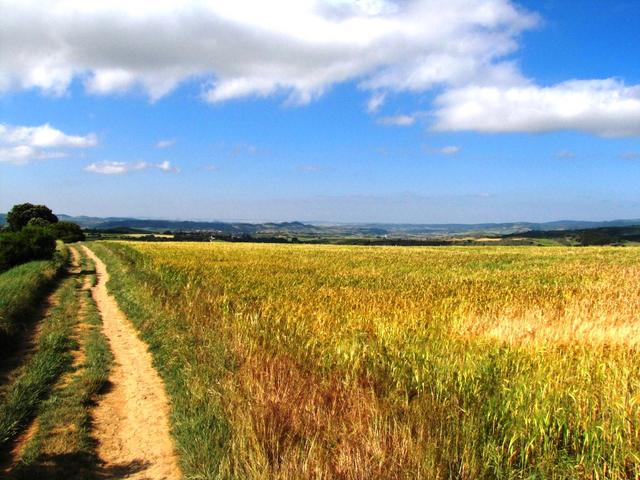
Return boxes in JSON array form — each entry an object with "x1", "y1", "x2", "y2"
[{"x1": 2, "y1": 213, "x2": 640, "y2": 237}]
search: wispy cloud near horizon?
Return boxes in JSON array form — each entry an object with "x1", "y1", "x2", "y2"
[
  {"x1": 85, "y1": 160, "x2": 179, "y2": 175},
  {"x1": 376, "y1": 115, "x2": 416, "y2": 127},
  {"x1": 155, "y1": 138, "x2": 176, "y2": 149}
]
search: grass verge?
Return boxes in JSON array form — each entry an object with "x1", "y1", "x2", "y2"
[
  {"x1": 0, "y1": 245, "x2": 68, "y2": 357},
  {"x1": 10, "y1": 252, "x2": 113, "y2": 479},
  {"x1": 0, "y1": 247, "x2": 76, "y2": 451}
]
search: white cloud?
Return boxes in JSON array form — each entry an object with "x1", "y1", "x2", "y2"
[
  {"x1": 0, "y1": 123, "x2": 97, "y2": 164},
  {"x1": 1, "y1": 1, "x2": 638, "y2": 137},
  {"x1": 155, "y1": 160, "x2": 180, "y2": 173},
  {"x1": 0, "y1": 0, "x2": 537, "y2": 104},
  {"x1": 555, "y1": 150, "x2": 575, "y2": 159},
  {"x1": 422, "y1": 145, "x2": 461, "y2": 155},
  {"x1": 376, "y1": 114, "x2": 416, "y2": 126},
  {"x1": 440, "y1": 145, "x2": 461, "y2": 155},
  {"x1": 366, "y1": 92, "x2": 386, "y2": 113},
  {"x1": 85, "y1": 161, "x2": 148, "y2": 175},
  {"x1": 156, "y1": 138, "x2": 176, "y2": 149},
  {"x1": 433, "y1": 79, "x2": 640, "y2": 137},
  {"x1": 85, "y1": 160, "x2": 179, "y2": 175}
]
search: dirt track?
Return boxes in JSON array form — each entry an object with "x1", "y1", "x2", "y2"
[{"x1": 82, "y1": 246, "x2": 181, "y2": 480}]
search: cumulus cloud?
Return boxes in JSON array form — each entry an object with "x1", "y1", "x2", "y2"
[
  {"x1": 85, "y1": 160, "x2": 179, "y2": 175},
  {"x1": 155, "y1": 138, "x2": 176, "y2": 149},
  {"x1": 376, "y1": 114, "x2": 416, "y2": 126},
  {"x1": 0, "y1": 0, "x2": 537, "y2": 103},
  {"x1": 1, "y1": 1, "x2": 638, "y2": 137},
  {"x1": 433, "y1": 79, "x2": 640, "y2": 137},
  {"x1": 0, "y1": 123, "x2": 97, "y2": 164}
]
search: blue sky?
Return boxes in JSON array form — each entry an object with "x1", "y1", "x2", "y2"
[{"x1": 0, "y1": 0, "x2": 639, "y2": 223}]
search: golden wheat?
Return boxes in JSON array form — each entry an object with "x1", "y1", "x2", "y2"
[{"x1": 98, "y1": 242, "x2": 640, "y2": 478}]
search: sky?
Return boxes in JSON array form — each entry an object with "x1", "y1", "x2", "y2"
[{"x1": 0, "y1": 0, "x2": 639, "y2": 224}]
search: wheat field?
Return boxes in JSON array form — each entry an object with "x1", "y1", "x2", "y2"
[{"x1": 93, "y1": 241, "x2": 640, "y2": 479}]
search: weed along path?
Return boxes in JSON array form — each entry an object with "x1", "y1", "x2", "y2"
[{"x1": 82, "y1": 246, "x2": 182, "y2": 480}]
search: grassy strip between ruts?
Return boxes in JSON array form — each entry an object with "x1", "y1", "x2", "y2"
[
  {"x1": 10, "y1": 252, "x2": 113, "y2": 480},
  {"x1": 88, "y1": 241, "x2": 231, "y2": 479},
  {"x1": 0, "y1": 245, "x2": 77, "y2": 450},
  {"x1": 0, "y1": 244, "x2": 68, "y2": 356}
]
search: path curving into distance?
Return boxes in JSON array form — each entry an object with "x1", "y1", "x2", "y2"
[{"x1": 82, "y1": 246, "x2": 182, "y2": 480}]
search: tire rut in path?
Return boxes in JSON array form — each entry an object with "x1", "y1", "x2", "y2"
[{"x1": 82, "y1": 246, "x2": 182, "y2": 480}]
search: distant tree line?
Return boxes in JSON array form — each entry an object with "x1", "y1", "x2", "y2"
[
  {"x1": 504, "y1": 225, "x2": 640, "y2": 246},
  {"x1": 0, "y1": 203, "x2": 85, "y2": 271}
]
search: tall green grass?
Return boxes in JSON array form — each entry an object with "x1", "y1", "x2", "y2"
[
  {"x1": 0, "y1": 250, "x2": 77, "y2": 450},
  {"x1": 0, "y1": 245, "x2": 67, "y2": 354}
]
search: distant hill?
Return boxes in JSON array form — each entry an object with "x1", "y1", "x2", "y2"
[{"x1": 3, "y1": 213, "x2": 640, "y2": 238}]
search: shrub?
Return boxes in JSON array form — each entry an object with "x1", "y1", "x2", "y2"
[
  {"x1": 0, "y1": 232, "x2": 29, "y2": 271},
  {"x1": 0, "y1": 227, "x2": 56, "y2": 272},
  {"x1": 21, "y1": 226, "x2": 57, "y2": 259},
  {"x1": 49, "y1": 221, "x2": 85, "y2": 243}
]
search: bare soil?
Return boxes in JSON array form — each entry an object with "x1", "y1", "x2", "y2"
[{"x1": 82, "y1": 246, "x2": 181, "y2": 480}]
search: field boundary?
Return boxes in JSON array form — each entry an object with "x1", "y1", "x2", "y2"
[{"x1": 82, "y1": 245, "x2": 182, "y2": 480}]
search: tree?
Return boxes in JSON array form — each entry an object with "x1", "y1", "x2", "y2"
[
  {"x1": 27, "y1": 217, "x2": 52, "y2": 227},
  {"x1": 50, "y1": 221, "x2": 85, "y2": 243},
  {"x1": 20, "y1": 225, "x2": 57, "y2": 259},
  {"x1": 6, "y1": 203, "x2": 58, "y2": 231}
]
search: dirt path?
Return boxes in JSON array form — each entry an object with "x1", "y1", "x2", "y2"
[{"x1": 82, "y1": 246, "x2": 181, "y2": 480}]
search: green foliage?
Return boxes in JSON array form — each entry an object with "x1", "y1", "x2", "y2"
[
  {"x1": 0, "y1": 226, "x2": 57, "y2": 272},
  {"x1": 49, "y1": 221, "x2": 86, "y2": 243},
  {"x1": 6, "y1": 203, "x2": 58, "y2": 232},
  {"x1": 577, "y1": 229, "x2": 617, "y2": 246},
  {"x1": 0, "y1": 202, "x2": 64, "y2": 271},
  {"x1": 13, "y1": 259, "x2": 113, "y2": 480},
  {"x1": 21, "y1": 225, "x2": 58, "y2": 258},
  {"x1": 26, "y1": 217, "x2": 51, "y2": 228},
  {"x1": 0, "y1": 267, "x2": 78, "y2": 449},
  {"x1": 0, "y1": 247, "x2": 67, "y2": 354}
]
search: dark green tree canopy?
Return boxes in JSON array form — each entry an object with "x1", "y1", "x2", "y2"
[
  {"x1": 50, "y1": 221, "x2": 85, "y2": 243},
  {"x1": 6, "y1": 203, "x2": 58, "y2": 231}
]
